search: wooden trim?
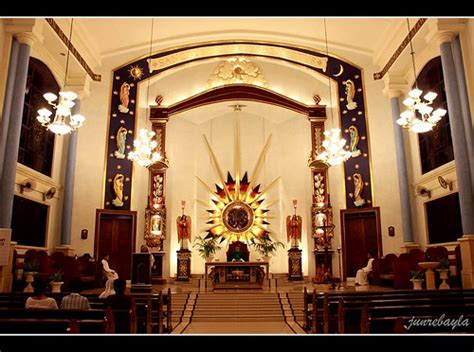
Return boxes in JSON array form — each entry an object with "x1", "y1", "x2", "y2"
[
  {"x1": 340, "y1": 207, "x2": 382, "y2": 281},
  {"x1": 150, "y1": 84, "x2": 326, "y2": 119},
  {"x1": 45, "y1": 18, "x2": 101, "y2": 82},
  {"x1": 373, "y1": 18, "x2": 427, "y2": 80},
  {"x1": 94, "y1": 208, "x2": 137, "y2": 262}
]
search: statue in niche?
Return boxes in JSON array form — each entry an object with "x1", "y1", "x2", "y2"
[
  {"x1": 151, "y1": 214, "x2": 163, "y2": 237},
  {"x1": 353, "y1": 173, "x2": 366, "y2": 207},
  {"x1": 348, "y1": 125, "x2": 361, "y2": 157},
  {"x1": 112, "y1": 173, "x2": 124, "y2": 207},
  {"x1": 343, "y1": 79, "x2": 358, "y2": 110},
  {"x1": 118, "y1": 82, "x2": 130, "y2": 113},
  {"x1": 114, "y1": 126, "x2": 128, "y2": 159}
]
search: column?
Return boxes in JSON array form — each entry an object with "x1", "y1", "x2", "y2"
[
  {"x1": 0, "y1": 34, "x2": 34, "y2": 229},
  {"x1": 438, "y1": 33, "x2": 474, "y2": 235},
  {"x1": 452, "y1": 35, "x2": 474, "y2": 195},
  {"x1": 390, "y1": 96, "x2": 415, "y2": 243},
  {"x1": 0, "y1": 39, "x2": 19, "y2": 182},
  {"x1": 59, "y1": 100, "x2": 80, "y2": 246}
]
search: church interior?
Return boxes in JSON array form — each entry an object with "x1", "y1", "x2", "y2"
[{"x1": 0, "y1": 17, "x2": 474, "y2": 335}]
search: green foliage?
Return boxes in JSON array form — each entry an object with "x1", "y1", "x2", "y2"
[
  {"x1": 251, "y1": 236, "x2": 285, "y2": 257},
  {"x1": 410, "y1": 270, "x2": 424, "y2": 280},
  {"x1": 193, "y1": 235, "x2": 221, "y2": 259},
  {"x1": 50, "y1": 271, "x2": 63, "y2": 282},
  {"x1": 23, "y1": 260, "x2": 39, "y2": 273},
  {"x1": 438, "y1": 257, "x2": 450, "y2": 270}
]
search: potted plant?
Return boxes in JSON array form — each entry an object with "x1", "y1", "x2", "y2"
[
  {"x1": 50, "y1": 271, "x2": 64, "y2": 293},
  {"x1": 437, "y1": 258, "x2": 450, "y2": 289},
  {"x1": 410, "y1": 270, "x2": 424, "y2": 290},
  {"x1": 23, "y1": 260, "x2": 39, "y2": 293},
  {"x1": 193, "y1": 235, "x2": 221, "y2": 262},
  {"x1": 251, "y1": 235, "x2": 285, "y2": 262}
]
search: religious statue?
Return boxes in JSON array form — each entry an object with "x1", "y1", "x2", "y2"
[
  {"x1": 353, "y1": 173, "x2": 366, "y2": 207},
  {"x1": 286, "y1": 200, "x2": 302, "y2": 248},
  {"x1": 118, "y1": 82, "x2": 130, "y2": 113},
  {"x1": 114, "y1": 126, "x2": 128, "y2": 159},
  {"x1": 176, "y1": 201, "x2": 191, "y2": 250},
  {"x1": 112, "y1": 173, "x2": 124, "y2": 207},
  {"x1": 348, "y1": 125, "x2": 361, "y2": 157},
  {"x1": 342, "y1": 79, "x2": 358, "y2": 110},
  {"x1": 314, "y1": 173, "x2": 325, "y2": 207},
  {"x1": 151, "y1": 214, "x2": 163, "y2": 237}
]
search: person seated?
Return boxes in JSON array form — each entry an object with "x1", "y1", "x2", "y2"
[
  {"x1": 355, "y1": 252, "x2": 375, "y2": 286},
  {"x1": 60, "y1": 277, "x2": 91, "y2": 310},
  {"x1": 25, "y1": 278, "x2": 58, "y2": 310},
  {"x1": 229, "y1": 246, "x2": 245, "y2": 262},
  {"x1": 104, "y1": 279, "x2": 132, "y2": 333}
]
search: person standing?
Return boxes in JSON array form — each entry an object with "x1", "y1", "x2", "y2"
[{"x1": 99, "y1": 254, "x2": 119, "y2": 299}]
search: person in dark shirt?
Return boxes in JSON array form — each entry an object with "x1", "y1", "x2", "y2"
[{"x1": 104, "y1": 279, "x2": 132, "y2": 333}]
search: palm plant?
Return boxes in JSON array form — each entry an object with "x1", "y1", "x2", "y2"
[
  {"x1": 193, "y1": 235, "x2": 221, "y2": 260},
  {"x1": 251, "y1": 235, "x2": 285, "y2": 257}
]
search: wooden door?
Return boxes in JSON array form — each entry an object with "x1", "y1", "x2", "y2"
[
  {"x1": 95, "y1": 209, "x2": 136, "y2": 280},
  {"x1": 340, "y1": 207, "x2": 382, "y2": 280}
]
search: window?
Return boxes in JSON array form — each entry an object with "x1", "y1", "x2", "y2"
[
  {"x1": 18, "y1": 58, "x2": 58, "y2": 176},
  {"x1": 11, "y1": 195, "x2": 48, "y2": 247},
  {"x1": 417, "y1": 57, "x2": 454, "y2": 174},
  {"x1": 426, "y1": 193, "x2": 462, "y2": 244}
]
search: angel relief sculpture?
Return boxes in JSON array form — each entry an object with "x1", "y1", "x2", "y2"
[
  {"x1": 348, "y1": 125, "x2": 361, "y2": 157},
  {"x1": 343, "y1": 79, "x2": 358, "y2": 110},
  {"x1": 118, "y1": 82, "x2": 130, "y2": 113},
  {"x1": 114, "y1": 126, "x2": 128, "y2": 159},
  {"x1": 112, "y1": 173, "x2": 124, "y2": 207},
  {"x1": 353, "y1": 173, "x2": 366, "y2": 207}
]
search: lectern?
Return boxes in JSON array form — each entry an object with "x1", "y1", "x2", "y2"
[{"x1": 131, "y1": 253, "x2": 152, "y2": 292}]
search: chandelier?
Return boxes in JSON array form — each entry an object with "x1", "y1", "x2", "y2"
[
  {"x1": 396, "y1": 18, "x2": 447, "y2": 133},
  {"x1": 128, "y1": 18, "x2": 161, "y2": 168},
  {"x1": 128, "y1": 128, "x2": 161, "y2": 167},
  {"x1": 36, "y1": 19, "x2": 85, "y2": 135},
  {"x1": 316, "y1": 19, "x2": 351, "y2": 166}
]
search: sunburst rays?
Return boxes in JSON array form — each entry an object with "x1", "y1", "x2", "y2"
[{"x1": 197, "y1": 116, "x2": 278, "y2": 244}]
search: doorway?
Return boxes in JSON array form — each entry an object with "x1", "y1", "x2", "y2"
[
  {"x1": 340, "y1": 207, "x2": 382, "y2": 280},
  {"x1": 95, "y1": 209, "x2": 136, "y2": 280}
]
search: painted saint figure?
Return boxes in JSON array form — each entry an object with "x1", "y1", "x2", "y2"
[
  {"x1": 176, "y1": 214, "x2": 192, "y2": 250},
  {"x1": 286, "y1": 214, "x2": 302, "y2": 248},
  {"x1": 353, "y1": 173, "x2": 366, "y2": 207},
  {"x1": 112, "y1": 174, "x2": 124, "y2": 207},
  {"x1": 151, "y1": 214, "x2": 162, "y2": 237},
  {"x1": 342, "y1": 79, "x2": 358, "y2": 110},
  {"x1": 118, "y1": 82, "x2": 130, "y2": 113},
  {"x1": 348, "y1": 125, "x2": 361, "y2": 157},
  {"x1": 114, "y1": 126, "x2": 128, "y2": 159}
]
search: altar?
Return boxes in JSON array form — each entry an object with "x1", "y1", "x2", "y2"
[{"x1": 205, "y1": 262, "x2": 269, "y2": 290}]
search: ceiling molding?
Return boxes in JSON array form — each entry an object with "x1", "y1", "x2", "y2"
[
  {"x1": 100, "y1": 29, "x2": 375, "y2": 60},
  {"x1": 372, "y1": 19, "x2": 406, "y2": 67}
]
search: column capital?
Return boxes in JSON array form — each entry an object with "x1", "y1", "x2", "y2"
[
  {"x1": 5, "y1": 19, "x2": 42, "y2": 47},
  {"x1": 382, "y1": 74, "x2": 408, "y2": 99},
  {"x1": 426, "y1": 18, "x2": 467, "y2": 46},
  {"x1": 63, "y1": 75, "x2": 92, "y2": 100}
]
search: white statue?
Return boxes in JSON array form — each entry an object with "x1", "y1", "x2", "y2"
[
  {"x1": 348, "y1": 125, "x2": 361, "y2": 157},
  {"x1": 353, "y1": 173, "x2": 366, "y2": 207},
  {"x1": 118, "y1": 82, "x2": 130, "y2": 113},
  {"x1": 114, "y1": 126, "x2": 128, "y2": 159},
  {"x1": 112, "y1": 174, "x2": 124, "y2": 207}
]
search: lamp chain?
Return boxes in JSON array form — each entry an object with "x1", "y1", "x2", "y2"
[
  {"x1": 406, "y1": 18, "x2": 418, "y2": 90},
  {"x1": 64, "y1": 18, "x2": 73, "y2": 88},
  {"x1": 146, "y1": 18, "x2": 155, "y2": 116}
]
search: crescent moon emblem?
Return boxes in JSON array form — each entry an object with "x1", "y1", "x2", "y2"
[{"x1": 333, "y1": 64, "x2": 344, "y2": 77}]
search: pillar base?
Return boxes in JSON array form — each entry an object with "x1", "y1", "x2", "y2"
[
  {"x1": 0, "y1": 235, "x2": 15, "y2": 293},
  {"x1": 55, "y1": 245, "x2": 75, "y2": 257},
  {"x1": 400, "y1": 242, "x2": 420, "y2": 254},
  {"x1": 458, "y1": 234, "x2": 474, "y2": 288}
]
